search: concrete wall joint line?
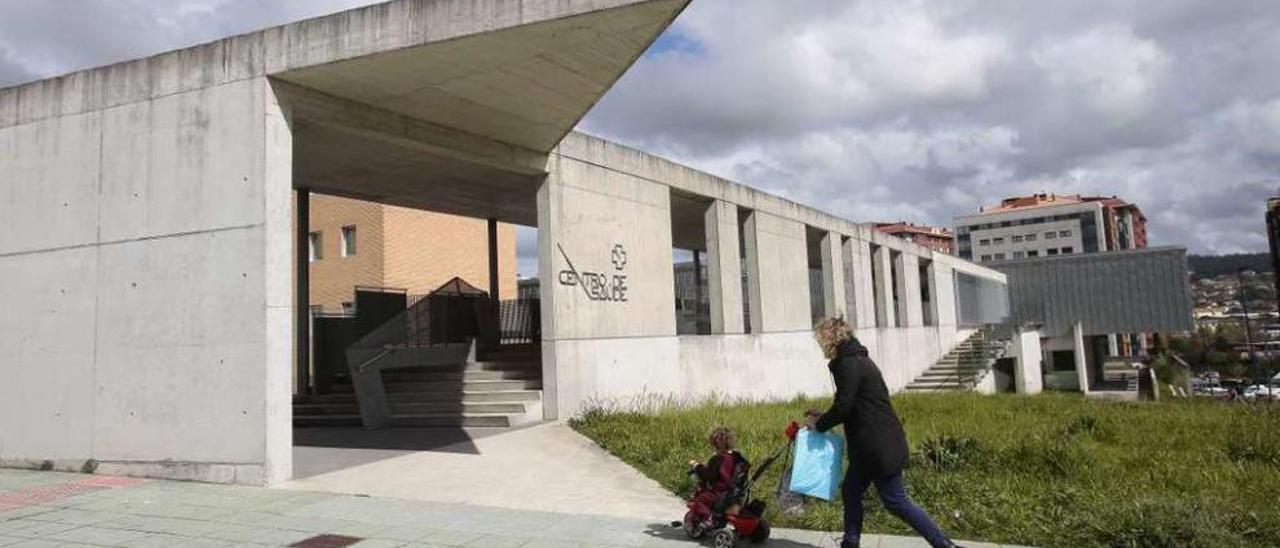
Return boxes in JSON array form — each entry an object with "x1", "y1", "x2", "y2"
[{"x1": 0, "y1": 223, "x2": 264, "y2": 259}]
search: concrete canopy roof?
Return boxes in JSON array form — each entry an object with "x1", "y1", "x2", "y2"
[{"x1": 276, "y1": 0, "x2": 689, "y2": 225}]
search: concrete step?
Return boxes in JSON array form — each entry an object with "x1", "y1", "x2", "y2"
[
  {"x1": 325, "y1": 379, "x2": 541, "y2": 394},
  {"x1": 293, "y1": 413, "x2": 519, "y2": 428},
  {"x1": 380, "y1": 369, "x2": 540, "y2": 383},
  {"x1": 294, "y1": 401, "x2": 529, "y2": 416},
  {"x1": 294, "y1": 389, "x2": 542, "y2": 405}
]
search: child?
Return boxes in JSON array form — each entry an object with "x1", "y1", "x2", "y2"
[{"x1": 688, "y1": 426, "x2": 749, "y2": 525}]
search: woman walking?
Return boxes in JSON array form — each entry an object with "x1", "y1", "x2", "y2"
[{"x1": 806, "y1": 317, "x2": 963, "y2": 548}]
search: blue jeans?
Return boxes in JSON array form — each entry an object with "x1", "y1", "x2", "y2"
[{"x1": 842, "y1": 469, "x2": 952, "y2": 548}]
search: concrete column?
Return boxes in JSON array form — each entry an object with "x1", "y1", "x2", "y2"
[
  {"x1": 537, "y1": 174, "x2": 560, "y2": 420},
  {"x1": 704, "y1": 201, "x2": 744, "y2": 334},
  {"x1": 897, "y1": 253, "x2": 923, "y2": 327},
  {"x1": 922, "y1": 260, "x2": 939, "y2": 326},
  {"x1": 872, "y1": 246, "x2": 895, "y2": 328},
  {"x1": 741, "y1": 211, "x2": 763, "y2": 334},
  {"x1": 1073, "y1": 322, "x2": 1090, "y2": 394},
  {"x1": 932, "y1": 264, "x2": 957, "y2": 328},
  {"x1": 820, "y1": 231, "x2": 845, "y2": 321},
  {"x1": 1014, "y1": 328, "x2": 1044, "y2": 395},
  {"x1": 295, "y1": 190, "x2": 311, "y2": 396},
  {"x1": 487, "y1": 218, "x2": 500, "y2": 352},
  {"x1": 850, "y1": 239, "x2": 876, "y2": 329}
]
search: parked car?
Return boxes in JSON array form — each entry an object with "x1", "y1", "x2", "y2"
[{"x1": 1243, "y1": 385, "x2": 1280, "y2": 401}]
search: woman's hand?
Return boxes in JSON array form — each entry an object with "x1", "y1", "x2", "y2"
[{"x1": 804, "y1": 410, "x2": 821, "y2": 429}]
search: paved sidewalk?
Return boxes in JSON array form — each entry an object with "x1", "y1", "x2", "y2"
[
  {"x1": 0, "y1": 469, "x2": 1024, "y2": 548},
  {"x1": 284, "y1": 423, "x2": 684, "y2": 522}
]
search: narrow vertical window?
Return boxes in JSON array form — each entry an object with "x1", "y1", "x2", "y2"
[
  {"x1": 341, "y1": 225, "x2": 357, "y2": 257},
  {"x1": 308, "y1": 232, "x2": 322, "y2": 262}
]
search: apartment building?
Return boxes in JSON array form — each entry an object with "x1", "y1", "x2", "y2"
[
  {"x1": 874, "y1": 222, "x2": 955, "y2": 255},
  {"x1": 954, "y1": 194, "x2": 1147, "y2": 263},
  {"x1": 307, "y1": 194, "x2": 518, "y2": 313}
]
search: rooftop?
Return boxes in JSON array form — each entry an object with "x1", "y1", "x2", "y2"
[{"x1": 977, "y1": 193, "x2": 1136, "y2": 214}]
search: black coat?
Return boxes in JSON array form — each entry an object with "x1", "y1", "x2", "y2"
[{"x1": 814, "y1": 338, "x2": 909, "y2": 480}]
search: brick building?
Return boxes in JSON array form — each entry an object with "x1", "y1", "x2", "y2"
[
  {"x1": 873, "y1": 222, "x2": 955, "y2": 255},
  {"x1": 306, "y1": 194, "x2": 518, "y2": 313}
]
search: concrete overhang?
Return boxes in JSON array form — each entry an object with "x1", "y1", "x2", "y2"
[{"x1": 274, "y1": 0, "x2": 689, "y2": 225}]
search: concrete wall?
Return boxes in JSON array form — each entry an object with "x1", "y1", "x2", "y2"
[
  {"x1": 0, "y1": 77, "x2": 292, "y2": 485},
  {"x1": 540, "y1": 134, "x2": 1005, "y2": 419}
]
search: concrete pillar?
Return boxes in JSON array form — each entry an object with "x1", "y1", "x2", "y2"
[
  {"x1": 820, "y1": 231, "x2": 845, "y2": 320},
  {"x1": 704, "y1": 200, "x2": 744, "y2": 334},
  {"x1": 1073, "y1": 322, "x2": 1090, "y2": 394},
  {"x1": 932, "y1": 264, "x2": 957, "y2": 328},
  {"x1": 897, "y1": 252, "x2": 923, "y2": 327},
  {"x1": 850, "y1": 239, "x2": 876, "y2": 329},
  {"x1": 295, "y1": 190, "x2": 311, "y2": 396},
  {"x1": 537, "y1": 175, "x2": 560, "y2": 420},
  {"x1": 872, "y1": 246, "x2": 895, "y2": 328},
  {"x1": 1014, "y1": 328, "x2": 1044, "y2": 395},
  {"x1": 921, "y1": 260, "x2": 939, "y2": 326},
  {"x1": 487, "y1": 218, "x2": 500, "y2": 351},
  {"x1": 741, "y1": 211, "x2": 763, "y2": 334}
]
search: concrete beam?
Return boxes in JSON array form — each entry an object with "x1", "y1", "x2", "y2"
[
  {"x1": 820, "y1": 231, "x2": 845, "y2": 321},
  {"x1": 705, "y1": 200, "x2": 744, "y2": 334},
  {"x1": 276, "y1": 81, "x2": 547, "y2": 176}
]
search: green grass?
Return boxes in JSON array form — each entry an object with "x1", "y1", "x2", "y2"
[{"x1": 570, "y1": 393, "x2": 1280, "y2": 548}]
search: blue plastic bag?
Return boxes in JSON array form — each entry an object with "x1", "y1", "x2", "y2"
[{"x1": 789, "y1": 429, "x2": 844, "y2": 501}]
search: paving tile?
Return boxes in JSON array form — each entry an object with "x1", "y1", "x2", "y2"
[
  {"x1": 46, "y1": 526, "x2": 154, "y2": 546},
  {"x1": 0, "y1": 520, "x2": 79, "y2": 539},
  {"x1": 410, "y1": 529, "x2": 484, "y2": 546},
  {"x1": 349, "y1": 540, "x2": 405, "y2": 548},
  {"x1": 0, "y1": 508, "x2": 55, "y2": 522},
  {"x1": 3, "y1": 540, "x2": 64, "y2": 548},
  {"x1": 458, "y1": 533, "x2": 528, "y2": 548},
  {"x1": 875, "y1": 535, "x2": 932, "y2": 548},
  {"x1": 21, "y1": 509, "x2": 117, "y2": 527},
  {"x1": 0, "y1": 536, "x2": 24, "y2": 546}
]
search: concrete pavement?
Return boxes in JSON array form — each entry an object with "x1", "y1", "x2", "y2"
[
  {"x1": 284, "y1": 423, "x2": 684, "y2": 522},
  {"x1": 0, "y1": 468, "x2": 1027, "y2": 548}
]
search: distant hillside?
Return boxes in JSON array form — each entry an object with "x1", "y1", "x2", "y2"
[{"x1": 1188, "y1": 253, "x2": 1271, "y2": 279}]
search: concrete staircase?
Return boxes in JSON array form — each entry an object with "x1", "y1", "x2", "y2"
[
  {"x1": 905, "y1": 330, "x2": 1004, "y2": 392},
  {"x1": 293, "y1": 345, "x2": 543, "y2": 428}
]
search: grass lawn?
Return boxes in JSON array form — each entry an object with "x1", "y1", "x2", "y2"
[{"x1": 571, "y1": 393, "x2": 1280, "y2": 548}]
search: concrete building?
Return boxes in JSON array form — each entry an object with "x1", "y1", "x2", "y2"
[
  {"x1": 994, "y1": 247, "x2": 1194, "y2": 395},
  {"x1": 307, "y1": 194, "x2": 517, "y2": 313},
  {"x1": 954, "y1": 193, "x2": 1147, "y2": 263},
  {"x1": 0, "y1": 0, "x2": 1008, "y2": 486},
  {"x1": 874, "y1": 222, "x2": 955, "y2": 255}
]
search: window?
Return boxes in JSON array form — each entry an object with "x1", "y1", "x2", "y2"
[
  {"x1": 981, "y1": 254, "x2": 992, "y2": 262},
  {"x1": 1045, "y1": 232, "x2": 1057, "y2": 240},
  {"x1": 992, "y1": 237, "x2": 1005, "y2": 245},
  {"x1": 1026, "y1": 233, "x2": 1037, "y2": 242},
  {"x1": 994, "y1": 253, "x2": 1006, "y2": 260},
  {"x1": 1013, "y1": 251, "x2": 1025, "y2": 259},
  {"x1": 1027, "y1": 250, "x2": 1040, "y2": 257},
  {"x1": 340, "y1": 225, "x2": 357, "y2": 257},
  {"x1": 1047, "y1": 248, "x2": 1059, "y2": 256},
  {"x1": 1059, "y1": 230, "x2": 1072, "y2": 238},
  {"x1": 307, "y1": 232, "x2": 322, "y2": 262},
  {"x1": 341, "y1": 302, "x2": 355, "y2": 315},
  {"x1": 1061, "y1": 247, "x2": 1074, "y2": 254},
  {"x1": 1012, "y1": 235, "x2": 1024, "y2": 243},
  {"x1": 979, "y1": 239, "x2": 990, "y2": 246}
]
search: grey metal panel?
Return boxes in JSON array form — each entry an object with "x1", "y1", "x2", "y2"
[{"x1": 992, "y1": 247, "x2": 1194, "y2": 336}]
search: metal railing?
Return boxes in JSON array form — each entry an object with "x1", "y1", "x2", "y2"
[{"x1": 350, "y1": 294, "x2": 541, "y2": 351}]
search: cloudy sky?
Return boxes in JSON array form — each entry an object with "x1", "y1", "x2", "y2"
[{"x1": 1, "y1": 0, "x2": 1277, "y2": 256}]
